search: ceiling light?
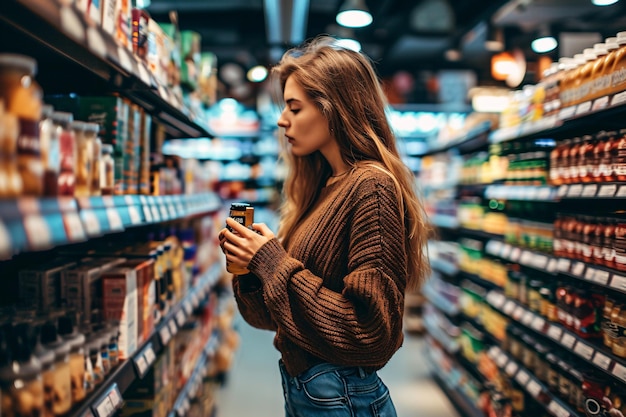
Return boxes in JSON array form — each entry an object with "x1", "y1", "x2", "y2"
[
  {"x1": 336, "y1": 0, "x2": 373, "y2": 28},
  {"x1": 247, "y1": 65, "x2": 268, "y2": 83},
  {"x1": 335, "y1": 38, "x2": 362, "y2": 52},
  {"x1": 135, "y1": 0, "x2": 151, "y2": 8},
  {"x1": 531, "y1": 26, "x2": 558, "y2": 54},
  {"x1": 592, "y1": 0, "x2": 619, "y2": 5}
]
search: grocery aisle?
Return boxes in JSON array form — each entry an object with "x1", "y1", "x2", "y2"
[{"x1": 214, "y1": 313, "x2": 460, "y2": 417}]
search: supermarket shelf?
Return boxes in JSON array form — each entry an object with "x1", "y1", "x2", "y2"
[
  {"x1": 167, "y1": 334, "x2": 220, "y2": 417},
  {"x1": 418, "y1": 121, "x2": 492, "y2": 157},
  {"x1": 429, "y1": 257, "x2": 459, "y2": 277},
  {"x1": 490, "y1": 91, "x2": 626, "y2": 144},
  {"x1": 557, "y1": 258, "x2": 626, "y2": 297},
  {"x1": 0, "y1": 192, "x2": 222, "y2": 259},
  {"x1": 486, "y1": 345, "x2": 583, "y2": 417},
  {"x1": 458, "y1": 227, "x2": 503, "y2": 241},
  {"x1": 423, "y1": 307, "x2": 460, "y2": 354},
  {"x1": 426, "y1": 341, "x2": 484, "y2": 417},
  {"x1": 459, "y1": 271, "x2": 502, "y2": 291},
  {"x1": 484, "y1": 239, "x2": 558, "y2": 276},
  {"x1": 484, "y1": 185, "x2": 559, "y2": 202},
  {"x1": 556, "y1": 182, "x2": 626, "y2": 200},
  {"x1": 485, "y1": 290, "x2": 626, "y2": 388},
  {"x1": 0, "y1": 0, "x2": 212, "y2": 138},
  {"x1": 72, "y1": 262, "x2": 223, "y2": 417},
  {"x1": 423, "y1": 283, "x2": 461, "y2": 317},
  {"x1": 429, "y1": 214, "x2": 460, "y2": 230}
]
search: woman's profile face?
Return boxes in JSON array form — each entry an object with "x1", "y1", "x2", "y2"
[{"x1": 277, "y1": 75, "x2": 334, "y2": 157}]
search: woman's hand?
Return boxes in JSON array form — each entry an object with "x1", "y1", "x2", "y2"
[{"x1": 219, "y1": 218, "x2": 275, "y2": 271}]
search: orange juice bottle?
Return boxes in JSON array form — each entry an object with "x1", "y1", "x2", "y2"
[
  {"x1": 596, "y1": 38, "x2": 620, "y2": 99},
  {"x1": 608, "y1": 31, "x2": 626, "y2": 96},
  {"x1": 572, "y1": 49, "x2": 597, "y2": 106}
]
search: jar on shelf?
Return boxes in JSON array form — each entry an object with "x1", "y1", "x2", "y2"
[
  {"x1": 40, "y1": 321, "x2": 71, "y2": 416},
  {"x1": 72, "y1": 121, "x2": 92, "y2": 197},
  {"x1": 52, "y1": 111, "x2": 75, "y2": 196},
  {"x1": 0, "y1": 53, "x2": 44, "y2": 196},
  {"x1": 611, "y1": 303, "x2": 626, "y2": 358},
  {"x1": 0, "y1": 101, "x2": 23, "y2": 197},
  {"x1": 100, "y1": 144, "x2": 114, "y2": 195},
  {"x1": 57, "y1": 317, "x2": 86, "y2": 405},
  {"x1": 40, "y1": 104, "x2": 60, "y2": 196}
]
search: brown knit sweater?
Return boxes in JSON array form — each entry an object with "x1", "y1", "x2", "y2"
[{"x1": 232, "y1": 165, "x2": 408, "y2": 377}]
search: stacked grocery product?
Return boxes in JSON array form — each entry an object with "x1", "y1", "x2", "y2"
[{"x1": 500, "y1": 31, "x2": 626, "y2": 132}]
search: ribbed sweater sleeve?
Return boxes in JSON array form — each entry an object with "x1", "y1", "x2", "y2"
[
  {"x1": 246, "y1": 171, "x2": 407, "y2": 372},
  {"x1": 232, "y1": 274, "x2": 277, "y2": 331}
]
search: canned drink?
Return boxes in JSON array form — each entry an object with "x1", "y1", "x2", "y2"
[{"x1": 226, "y1": 202, "x2": 254, "y2": 274}]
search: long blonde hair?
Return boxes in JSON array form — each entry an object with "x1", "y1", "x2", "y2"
[{"x1": 272, "y1": 36, "x2": 430, "y2": 291}]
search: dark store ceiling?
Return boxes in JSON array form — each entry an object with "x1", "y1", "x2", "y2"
[{"x1": 145, "y1": 0, "x2": 626, "y2": 87}]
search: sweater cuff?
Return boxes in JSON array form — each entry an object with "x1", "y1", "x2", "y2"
[
  {"x1": 248, "y1": 237, "x2": 288, "y2": 284},
  {"x1": 233, "y1": 273, "x2": 262, "y2": 292}
]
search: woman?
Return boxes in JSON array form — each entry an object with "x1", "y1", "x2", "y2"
[{"x1": 219, "y1": 35, "x2": 430, "y2": 416}]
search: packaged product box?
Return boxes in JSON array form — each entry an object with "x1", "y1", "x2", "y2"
[
  {"x1": 76, "y1": 0, "x2": 102, "y2": 25},
  {"x1": 101, "y1": 265, "x2": 138, "y2": 360},
  {"x1": 114, "y1": 258, "x2": 155, "y2": 344},
  {"x1": 124, "y1": 103, "x2": 141, "y2": 194},
  {"x1": 101, "y1": 0, "x2": 117, "y2": 36},
  {"x1": 147, "y1": 19, "x2": 168, "y2": 87},
  {"x1": 139, "y1": 111, "x2": 152, "y2": 195},
  {"x1": 131, "y1": 8, "x2": 150, "y2": 62},
  {"x1": 78, "y1": 95, "x2": 129, "y2": 195},
  {"x1": 156, "y1": 22, "x2": 181, "y2": 88},
  {"x1": 114, "y1": 0, "x2": 132, "y2": 51},
  {"x1": 179, "y1": 30, "x2": 201, "y2": 90},
  {"x1": 61, "y1": 257, "x2": 127, "y2": 326},
  {"x1": 19, "y1": 260, "x2": 76, "y2": 311}
]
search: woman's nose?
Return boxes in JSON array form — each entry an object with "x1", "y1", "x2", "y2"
[{"x1": 277, "y1": 109, "x2": 289, "y2": 128}]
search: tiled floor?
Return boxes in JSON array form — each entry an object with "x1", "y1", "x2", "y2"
[{"x1": 214, "y1": 314, "x2": 460, "y2": 417}]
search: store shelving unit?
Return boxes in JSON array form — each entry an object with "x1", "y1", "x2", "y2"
[
  {"x1": 422, "y1": 91, "x2": 626, "y2": 417},
  {"x1": 0, "y1": 0, "x2": 213, "y2": 138},
  {"x1": 0, "y1": 2, "x2": 231, "y2": 417}
]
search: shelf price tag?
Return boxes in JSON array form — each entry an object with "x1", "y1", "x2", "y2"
[
  {"x1": 106, "y1": 208, "x2": 123, "y2": 232},
  {"x1": 572, "y1": 262, "x2": 586, "y2": 277},
  {"x1": 191, "y1": 292, "x2": 200, "y2": 309},
  {"x1": 510, "y1": 247, "x2": 522, "y2": 263},
  {"x1": 576, "y1": 101, "x2": 592, "y2": 115},
  {"x1": 81, "y1": 210, "x2": 101, "y2": 236},
  {"x1": 501, "y1": 244, "x2": 512, "y2": 259},
  {"x1": 168, "y1": 319, "x2": 178, "y2": 337},
  {"x1": 612, "y1": 362, "x2": 626, "y2": 383},
  {"x1": 567, "y1": 184, "x2": 583, "y2": 197},
  {"x1": 128, "y1": 206, "x2": 142, "y2": 225},
  {"x1": 159, "y1": 325, "x2": 171, "y2": 346},
  {"x1": 557, "y1": 259, "x2": 571, "y2": 273},
  {"x1": 546, "y1": 258, "x2": 558, "y2": 274},
  {"x1": 617, "y1": 185, "x2": 626, "y2": 198},
  {"x1": 585, "y1": 267, "x2": 597, "y2": 282},
  {"x1": 526, "y1": 379, "x2": 542, "y2": 398},
  {"x1": 64, "y1": 212, "x2": 86, "y2": 242},
  {"x1": 503, "y1": 300, "x2": 516, "y2": 315},
  {"x1": 582, "y1": 184, "x2": 598, "y2": 197},
  {"x1": 548, "y1": 400, "x2": 571, "y2": 417},
  {"x1": 520, "y1": 251, "x2": 532, "y2": 266},
  {"x1": 611, "y1": 91, "x2": 626, "y2": 106},
  {"x1": 561, "y1": 333, "x2": 577, "y2": 350},
  {"x1": 559, "y1": 106, "x2": 577, "y2": 120},
  {"x1": 557, "y1": 185, "x2": 569, "y2": 198},
  {"x1": 592, "y1": 351, "x2": 612, "y2": 370},
  {"x1": 547, "y1": 325, "x2": 563, "y2": 342},
  {"x1": 598, "y1": 184, "x2": 618, "y2": 197},
  {"x1": 522, "y1": 311, "x2": 535, "y2": 327},
  {"x1": 143, "y1": 344, "x2": 156, "y2": 366},
  {"x1": 183, "y1": 300, "x2": 193, "y2": 316},
  {"x1": 610, "y1": 274, "x2": 626, "y2": 293},
  {"x1": 574, "y1": 341, "x2": 595, "y2": 361},
  {"x1": 92, "y1": 384, "x2": 122, "y2": 417},
  {"x1": 515, "y1": 370, "x2": 530, "y2": 387},
  {"x1": 133, "y1": 353, "x2": 149, "y2": 378},
  {"x1": 24, "y1": 215, "x2": 52, "y2": 250},
  {"x1": 532, "y1": 316, "x2": 546, "y2": 332},
  {"x1": 175, "y1": 309, "x2": 186, "y2": 327},
  {"x1": 513, "y1": 306, "x2": 525, "y2": 321},
  {"x1": 594, "y1": 270, "x2": 610, "y2": 285},
  {"x1": 496, "y1": 353, "x2": 508, "y2": 368},
  {"x1": 593, "y1": 96, "x2": 610, "y2": 111},
  {"x1": 505, "y1": 361, "x2": 518, "y2": 377}
]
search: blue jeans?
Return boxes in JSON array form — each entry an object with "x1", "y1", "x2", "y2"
[{"x1": 278, "y1": 360, "x2": 398, "y2": 417}]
